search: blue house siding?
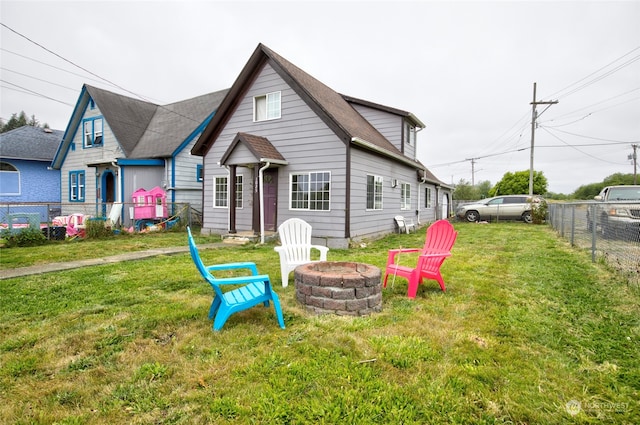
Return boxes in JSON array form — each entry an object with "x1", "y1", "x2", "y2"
[{"x1": 0, "y1": 159, "x2": 61, "y2": 223}]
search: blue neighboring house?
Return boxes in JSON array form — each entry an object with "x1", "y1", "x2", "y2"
[{"x1": 0, "y1": 125, "x2": 63, "y2": 223}]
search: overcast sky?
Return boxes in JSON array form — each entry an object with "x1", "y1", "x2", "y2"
[{"x1": 1, "y1": 0, "x2": 638, "y2": 194}]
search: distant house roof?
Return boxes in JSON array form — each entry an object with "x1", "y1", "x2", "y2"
[
  {"x1": 191, "y1": 43, "x2": 421, "y2": 164},
  {"x1": 132, "y1": 89, "x2": 229, "y2": 158},
  {"x1": 52, "y1": 84, "x2": 228, "y2": 168},
  {"x1": 0, "y1": 125, "x2": 63, "y2": 161}
]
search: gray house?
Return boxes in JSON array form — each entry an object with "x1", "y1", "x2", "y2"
[
  {"x1": 0, "y1": 125, "x2": 63, "y2": 223},
  {"x1": 192, "y1": 44, "x2": 452, "y2": 248},
  {"x1": 51, "y1": 84, "x2": 228, "y2": 223}
]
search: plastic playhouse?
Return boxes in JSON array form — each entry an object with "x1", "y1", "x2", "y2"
[{"x1": 131, "y1": 186, "x2": 169, "y2": 231}]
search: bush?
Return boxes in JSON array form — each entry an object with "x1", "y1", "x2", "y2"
[
  {"x1": 85, "y1": 218, "x2": 113, "y2": 239},
  {"x1": 532, "y1": 199, "x2": 548, "y2": 224},
  {"x1": 1, "y1": 227, "x2": 47, "y2": 247}
]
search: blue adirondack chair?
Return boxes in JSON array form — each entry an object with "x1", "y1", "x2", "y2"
[{"x1": 187, "y1": 227, "x2": 285, "y2": 331}]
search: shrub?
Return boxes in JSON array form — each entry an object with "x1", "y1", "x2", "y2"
[
  {"x1": 1, "y1": 227, "x2": 47, "y2": 247},
  {"x1": 85, "y1": 218, "x2": 113, "y2": 239},
  {"x1": 532, "y1": 199, "x2": 548, "y2": 224}
]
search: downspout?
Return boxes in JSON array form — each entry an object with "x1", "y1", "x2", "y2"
[
  {"x1": 419, "y1": 172, "x2": 427, "y2": 225},
  {"x1": 258, "y1": 161, "x2": 270, "y2": 244}
]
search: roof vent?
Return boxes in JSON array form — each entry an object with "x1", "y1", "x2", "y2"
[{"x1": 43, "y1": 128, "x2": 53, "y2": 133}]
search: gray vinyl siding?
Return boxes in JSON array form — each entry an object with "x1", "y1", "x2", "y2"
[
  {"x1": 203, "y1": 63, "x2": 347, "y2": 236},
  {"x1": 349, "y1": 147, "x2": 419, "y2": 238},
  {"x1": 350, "y1": 104, "x2": 403, "y2": 151},
  {"x1": 171, "y1": 135, "x2": 203, "y2": 211}
]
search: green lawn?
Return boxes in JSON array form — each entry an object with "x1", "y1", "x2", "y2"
[{"x1": 1, "y1": 223, "x2": 638, "y2": 424}]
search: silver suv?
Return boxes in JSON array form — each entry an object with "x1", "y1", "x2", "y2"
[{"x1": 456, "y1": 195, "x2": 543, "y2": 223}]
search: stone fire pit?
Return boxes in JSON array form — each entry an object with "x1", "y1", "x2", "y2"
[{"x1": 294, "y1": 261, "x2": 382, "y2": 316}]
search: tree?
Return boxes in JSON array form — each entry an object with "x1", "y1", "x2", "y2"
[
  {"x1": 0, "y1": 111, "x2": 48, "y2": 133},
  {"x1": 453, "y1": 179, "x2": 493, "y2": 200},
  {"x1": 572, "y1": 173, "x2": 636, "y2": 200},
  {"x1": 489, "y1": 170, "x2": 548, "y2": 196}
]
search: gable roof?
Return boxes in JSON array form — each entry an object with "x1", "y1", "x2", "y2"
[
  {"x1": 220, "y1": 132, "x2": 287, "y2": 165},
  {"x1": 342, "y1": 95, "x2": 426, "y2": 128},
  {"x1": 191, "y1": 43, "x2": 419, "y2": 165},
  {"x1": 0, "y1": 125, "x2": 64, "y2": 161},
  {"x1": 131, "y1": 89, "x2": 229, "y2": 158},
  {"x1": 52, "y1": 84, "x2": 227, "y2": 168}
]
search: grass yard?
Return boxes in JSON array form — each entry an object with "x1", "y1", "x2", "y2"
[{"x1": 0, "y1": 223, "x2": 638, "y2": 424}]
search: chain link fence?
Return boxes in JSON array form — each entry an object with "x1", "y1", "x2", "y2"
[
  {"x1": 1, "y1": 202, "x2": 198, "y2": 240},
  {"x1": 548, "y1": 201, "x2": 640, "y2": 284}
]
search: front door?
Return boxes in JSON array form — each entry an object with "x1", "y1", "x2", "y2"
[
  {"x1": 101, "y1": 170, "x2": 116, "y2": 216},
  {"x1": 263, "y1": 169, "x2": 277, "y2": 231}
]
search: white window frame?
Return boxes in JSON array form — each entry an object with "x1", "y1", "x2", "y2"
[
  {"x1": 366, "y1": 175, "x2": 383, "y2": 210},
  {"x1": 401, "y1": 182, "x2": 411, "y2": 210},
  {"x1": 213, "y1": 176, "x2": 228, "y2": 208},
  {"x1": 425, "y1": 187, "x2": 432, "y2": 208},
  {"x1": 213, "y1": 175, "x2": 243, "y2": 208},
  {"x1": 253, "y1": 91, "x2": 281, "y2": 122},
  {"x1": 83, "y1": 117, "x2": 103, "y2": 148},
  {"x1": 0, "y1": 162, "x2": 20, "y2": 196},
  {"x1": 289, "y1": 171, "x2": 331, "y2": 211}
]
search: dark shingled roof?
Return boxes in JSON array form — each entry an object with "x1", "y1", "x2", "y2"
[
  {"x1": 85, "y1": 85, "x2": 157, "y2": 156},
  {"x1": 220, "y1": 132, "x2": 286, "y2": 165},
  {"x1": 193, "y1": 43, "x2": 413, "y2": 161},
  {"x1": 131, "y1": 89, "x2": 229, "y2": 158},
  {"x1": 0, "y1": 125, "x2": 64, "y2": 161}
]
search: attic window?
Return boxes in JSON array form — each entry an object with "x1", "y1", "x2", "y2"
[
  {"x1": 83, "y1": 117, "x2": 103, "y2": 148},
  {"x1": 254, "y1": 91, "x2": 281, "y2": 121},
  {"x1": 89, "y1": 98, "x2": 96, "y2": 109}
]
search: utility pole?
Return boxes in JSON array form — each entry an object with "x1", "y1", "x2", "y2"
[
  {"x1": 529, "y1": 82, "x2": 558, "y2": 196},
  {"x1": 629, "y1": 144, "x2": 638, "y2": 184},
  {"x1": 470, "y1": 158, "x2": 476, "y2": 186}
]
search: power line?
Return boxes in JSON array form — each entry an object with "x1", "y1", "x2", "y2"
[
  {"x1": 544, "y1": 46, "x2": 640, "y2": 100},
  {"x1": 1, "y1": 66, "x2": 78, "y2": 92},
  {"x1": 0, "y1": 80, "x2": 75, "y2": 106}
]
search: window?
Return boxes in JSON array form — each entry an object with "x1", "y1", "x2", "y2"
[
  {"x1": 0, "y1": 162, "x2": 20, "y2": 195},
  {"x1": 366, "y1": 175, "x2": 383, "y2": 210},
  {"x1": 254, "y1": 91, "x2": 281, "y2": 121},
  {"x1": 213, "y1": 176, "x2": 243, "y2": 208},
  {"x1": 401, "y1": 183, "x2": 411, "y2": 210},
  {"x1": 196, "y1": 164, "x2": 203, "y2": 182},
  {"x1": 213, "y1": 177, "x2": 228, "y2": 208},
  {"x1": 424, "y1": 187, "x2": 432, "y2": 208},
  {"x1": 83, "y1": 117, "x2": 103, "y2": 147},
  {"x1": 89, "y1": 98, "x2": 96, "y2": 109},
  {"x1": 235, "y1": 175, "x2": 243, "y2": 209},
  {"x1": 290, "y1": 171, "x2": 330, "y2": 210},
  {"x1": 69, "y1": 170, "x2": 85, "y2": 202},
  {"x1": 405, "y1": 121, "x2": 416, "y2": 146}
]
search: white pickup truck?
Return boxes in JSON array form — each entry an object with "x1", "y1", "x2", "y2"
[{"x1": 587, "y1": 185, "x2": 640, "y2": 239}]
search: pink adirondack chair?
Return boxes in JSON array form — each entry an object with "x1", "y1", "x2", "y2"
[{"x1": 383, "y1": 219, "x2": 458, "y2": 298}]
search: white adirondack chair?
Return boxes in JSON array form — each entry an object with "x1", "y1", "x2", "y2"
[{"x1": 274, "y1": 218, "x2": 329, "y2": 287}]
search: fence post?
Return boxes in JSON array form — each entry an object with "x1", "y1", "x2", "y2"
[
  {"x1": 570, "y1": 204, "x2": 575, "y2": 246},
  {"x1": 591, "y1": 203, "x2": 597, "y2": 263}
]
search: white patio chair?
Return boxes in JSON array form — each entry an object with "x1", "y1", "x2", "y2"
[
  {"x1": 394, "y1": 215, "x2": 416, "y2": 234},
  {"x1": 274, "y1": 218, "x2": 329, "y2": 287}
]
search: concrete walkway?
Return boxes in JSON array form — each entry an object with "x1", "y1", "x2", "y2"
[{"x1": 0, "y1": 243, "x2": 227, "y2": 280}]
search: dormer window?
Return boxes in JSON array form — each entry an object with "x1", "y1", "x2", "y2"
[
  {"x1": 83, "y1": 117, "x2": 103, "y2": 148},
  {"x1": 254, "y1": 91, "x2": 281, "y2": 121},
  {"x1": 405, "y1": 121, "x2": 416, "y2": 146}
]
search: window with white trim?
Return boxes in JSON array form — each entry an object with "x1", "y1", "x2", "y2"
[
  {"x1": 366, "y1": 175, "x2": 383, "y2": 210},
  {"x1": 401, "y1": 183, "x2": 411, "y2": 210},
  {"x1": 83, "y1": 117, "x2": 103, "y2": 147},
  {"x1": 0, "y1": 162, "x2": 20, "y2": 195},
  {"x1": 254, "y1": 91, "x2": 281, "y2": 121},
  {"x1": 290, "y1": 171, "x2": 330, "y2": 210},
  {"x1": 235, "y1": 175, "x2": 243, "y2": 209},
  {"x1": 405, "y1": 121, "x2": 416, "y2": 146},
  {"x1": 424, "y1": 187, "x2": 432, "y2": 208},
  {"x1": 213, "y1": 176, "x2": 243, "y2": 208},
  {"x1": 69, "y1": 170, "x2": 85, "y2": 202}
]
